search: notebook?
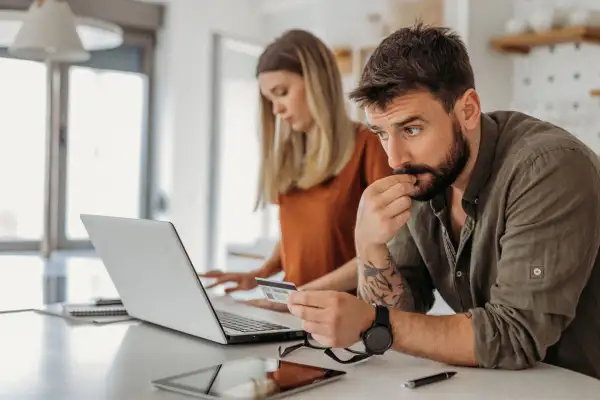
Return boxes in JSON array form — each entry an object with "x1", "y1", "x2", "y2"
[
  {"x1": 34, "y1": 303, "x2": 133, "y2": 325},
  {"x1": 63, "y1": 304, "x2": 128, "y2": 317}
]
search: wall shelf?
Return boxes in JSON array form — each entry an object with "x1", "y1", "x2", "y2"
[
  {"x1": 332, "y1": 47, "x2": 353, "y2": 75},
  {"x1": 490, "y1": 26, "x2": 600, "y2": 54}
]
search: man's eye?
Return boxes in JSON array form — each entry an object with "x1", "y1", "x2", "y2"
[{"x1": 404, "y1": 126, "x2": 422, "y2": 137}]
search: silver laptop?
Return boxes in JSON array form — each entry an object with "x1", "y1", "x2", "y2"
[{"x1": 80, "y1": 214, "x2": 303, "y2": 345}]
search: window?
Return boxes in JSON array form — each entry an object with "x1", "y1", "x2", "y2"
[
  {"x1": 0, "y1": 58, "x2": 47, "y2": 244},
  {"x1": 65, "y1": 67, "x2": 146, "y2": 240},
  {"x1": 0, "y1": 42, "x2": 153, "y2": 253}
]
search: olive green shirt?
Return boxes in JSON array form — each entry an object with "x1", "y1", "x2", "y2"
[{"x1": 389, "y1": 111, "x2": 600, "y2": 379}]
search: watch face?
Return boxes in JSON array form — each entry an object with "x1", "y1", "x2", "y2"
[{"x1": 365, "y1": 325, "x2": 392, "y2": 354}]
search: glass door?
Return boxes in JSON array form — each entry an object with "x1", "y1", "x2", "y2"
[
  {"x1": 0, "y1": 57, "x2": 47, "y2": 251},
  {"x1": 62, "y1": 66, "x2": 147, "y2": 243},
  {"x1": 56, "y1": 43, "x2": 152, "y2": 249},
  {"x1": 208, "y1": 34, "x2": 280, "y2": 271}
]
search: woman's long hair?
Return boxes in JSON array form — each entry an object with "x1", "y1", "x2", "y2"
[{"x1": 255, "y1": 30, "x2": 355, "y2": 209}]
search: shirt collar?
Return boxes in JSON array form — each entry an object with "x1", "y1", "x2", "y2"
[{"x1": 463, "y1": 113, "x2": 500, "y2": 205}]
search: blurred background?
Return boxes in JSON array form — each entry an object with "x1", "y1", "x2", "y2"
[{"x1": 0, "y1": 0, "x2": 599, "y2": 311}]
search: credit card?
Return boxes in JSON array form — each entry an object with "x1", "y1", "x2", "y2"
[{"x1": 255, "y1": 278, "x2": 298, "y2": 304}]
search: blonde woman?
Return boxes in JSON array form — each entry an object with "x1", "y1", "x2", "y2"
[{"x1": 202, "y1": 30, "x2": 391, "y2": 310}]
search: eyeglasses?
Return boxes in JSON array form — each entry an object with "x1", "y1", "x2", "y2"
[{"x1": 278, "y1": 333, "x2": 372, "y2": 364}]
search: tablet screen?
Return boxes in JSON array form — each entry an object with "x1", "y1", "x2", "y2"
[{"x1": 154, "y1": 358, "x2": 345, "y2": 399}]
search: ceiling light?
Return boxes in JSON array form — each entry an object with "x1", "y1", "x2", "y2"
[{"x1": 0, "y1": 0, "x2": 123, "y2": 62}]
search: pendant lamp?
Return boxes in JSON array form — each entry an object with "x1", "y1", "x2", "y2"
[{"x1": 4, "y1": 0, "x2": 124, "y2": 62}]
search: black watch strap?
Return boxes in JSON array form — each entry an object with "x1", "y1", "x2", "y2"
[
  {"x1": 375, "y1": 305, "x2": 390, "y2": 327},
  {"x1": 361, "y1": 305, "x2": 393, "y2": 355}
]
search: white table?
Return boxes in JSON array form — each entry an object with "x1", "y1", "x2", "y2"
[{"x1": 0, "y1": 310, "x2": 598, "y2": 400}]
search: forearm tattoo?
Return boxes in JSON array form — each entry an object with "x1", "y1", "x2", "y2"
[{"x1": 358, "y1": 252, "x2": 415, "y2": 311}]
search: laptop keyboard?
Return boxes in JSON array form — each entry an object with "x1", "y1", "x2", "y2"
[{"x1": 216, "y1": 310, "x2": 288, "y2": 333}]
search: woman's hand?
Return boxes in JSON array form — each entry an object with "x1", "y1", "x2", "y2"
[{"x1": 199, "y1": 270, "x2": 259, "y2": 294}]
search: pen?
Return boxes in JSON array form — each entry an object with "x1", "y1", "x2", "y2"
[{"x1": 401, "y1": 371, "x2": 457, "y2": 389}]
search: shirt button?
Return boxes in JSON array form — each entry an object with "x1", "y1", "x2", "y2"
[
  {"x1": 533, "y1": 267, "x2": 542, "y2": 277},
  {"x1": 456, "y1": 271, "x2": 463, "y2": 278}
]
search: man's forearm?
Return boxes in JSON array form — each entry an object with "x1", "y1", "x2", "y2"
[
  {"x1": 300, "y1": 257, "x2": 358, "y2": 292},
  {"x1": 389, "y1": 310, "x2": 477, "y2": 366},
  {"x1": 357, "y1": 244, "x2": 415, "y2": 311}
]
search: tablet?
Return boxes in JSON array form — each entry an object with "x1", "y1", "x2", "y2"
[{"x1": 151, "y1": 357, "x2": 346, "y2": 399}]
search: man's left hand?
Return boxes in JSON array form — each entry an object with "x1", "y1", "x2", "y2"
[{"x1": 288, "y1": 291, "x2": 375, "y2": 348}]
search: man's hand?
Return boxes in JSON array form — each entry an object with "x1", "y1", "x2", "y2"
[
  {"x1": 288, "y1": 292, "x2": 478, "y2": 366},
  {"x1": 288, "y1": 291, "x2": 375, "y2": 348},
  {"x1": 355, "y1": 174, "x2": 416, "y2": 252}
]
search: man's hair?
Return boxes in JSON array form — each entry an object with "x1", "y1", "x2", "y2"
[{"x1": 349, "y1": 23, "x2": 475, "y2": 112}]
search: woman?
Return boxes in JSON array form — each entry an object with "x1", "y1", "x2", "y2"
[{"x1": 202, "y1": 30, "x2": 391, "y2": 309}]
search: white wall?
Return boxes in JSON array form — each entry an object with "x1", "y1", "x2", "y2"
[
  {"x1": 261, "y1": 0, "x2": 513, "y2": 113},
  {"x1": 509, "y1": 0, "x2": 600, "y2": 151},
  {"x1": 260, "y1": 0, "x2": 392, "y2": 49},
  {"x1": 153, "y1": 0, "x2": 262, "y2": 269},
  {"x1": 449, "y1": 0, "x2": 514, "y2": 112}
]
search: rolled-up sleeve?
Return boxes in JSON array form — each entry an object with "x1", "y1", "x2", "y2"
[
  {"x1": 471, "y1": 147, "x2": 600, "y2": 369},
  {"x1": 388, "y1": 225, "x2": 436, "y2": 313}
]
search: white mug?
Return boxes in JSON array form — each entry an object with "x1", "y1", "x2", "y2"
[
  {"x1": 568, "y1": 9, "x2": 600, "y2": 27},
  {"x1": 505, "y1": 18, "x2": 529, "y2": 34},
  {"x1": 529, "y1": 9, "x2": 555, "y2": 32}
]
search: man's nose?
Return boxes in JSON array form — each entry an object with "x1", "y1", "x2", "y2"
[{"x1": 387, "y1": 135, "x2": 410, "y2": 170}]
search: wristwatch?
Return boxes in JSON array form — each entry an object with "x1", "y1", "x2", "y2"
[{"x1": 361, "y1": 305, "x2": 393, "y2": 355}]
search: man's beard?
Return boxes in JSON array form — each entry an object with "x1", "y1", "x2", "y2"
[{"x1": 394, "y1": 122, "x2": 470, "y2": 202}]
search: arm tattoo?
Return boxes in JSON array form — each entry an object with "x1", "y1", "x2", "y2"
[
  {"x1": 387, "y1": 253, "x2": 398, "y2": 277},
  {"x1": 358, "y1": 252, "x2": 415, "y2": 311}
]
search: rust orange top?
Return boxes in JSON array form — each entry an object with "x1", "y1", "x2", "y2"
[{"x1": 278, "y1": 125, "x2": 392, "y2": 286}]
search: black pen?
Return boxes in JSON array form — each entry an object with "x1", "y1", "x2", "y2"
[{"x1": 401, "y1": 371, "x2": 457, "y2": 389}]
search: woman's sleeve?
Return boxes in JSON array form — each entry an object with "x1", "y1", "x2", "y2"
[{"x1": 363, "y1": 131, "x2": 393, "y2": 185}]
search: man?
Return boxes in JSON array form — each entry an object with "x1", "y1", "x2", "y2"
[{"x1": 287, "y1": 23, "x2": 600, "y2": 379}]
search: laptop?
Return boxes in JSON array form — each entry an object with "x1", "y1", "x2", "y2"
[{"x1": 80, "y1": 214, "x2": 304, "y2": 345}]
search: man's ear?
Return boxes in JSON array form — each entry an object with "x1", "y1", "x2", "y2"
[{"x1": 454, "y1": 89, "x2": 481, "y2": 131}]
